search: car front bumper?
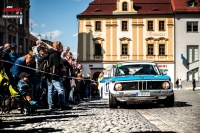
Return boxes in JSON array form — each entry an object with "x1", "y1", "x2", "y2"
[{"x1": 111, "y1": 90, "x2": 174, "y2": 102}]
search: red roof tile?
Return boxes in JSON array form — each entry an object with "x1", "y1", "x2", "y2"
[
  {"x1": 134, "y1": 0, "x2": 171, "y2": 3},
  {"x1": 78, "y1": 0, "x2": 173, "y2": 16},
  {"x1": 79, "y1": 0, "x2": 116, "y2": 15},
  {"x1": 134, "y1": 3, "x2": 173, "y2": 14},
  {"x1": 171, "y1": 0, "x2": 200, "y2": 12}
]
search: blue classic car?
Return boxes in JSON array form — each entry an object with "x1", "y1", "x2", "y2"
[{"x1": 107, "y1": 61, "x2": 174, "y2": 108}]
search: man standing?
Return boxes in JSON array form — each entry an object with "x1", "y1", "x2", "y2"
[
  {"x1": 46, "y1": 41, "x2": 71, "y2": 110},
  {"x1": 9, "y1": 43, "x2": 21, "y2": 63},
  {"x1": 192, "y1": 78, "x2": 196, "y2": 91},
  {"x1": 61, "y1": 46, "x2": 70, "y2": 58},
  {"x1": 2, "y1": 43, "x2": 16, "y2": 86}
]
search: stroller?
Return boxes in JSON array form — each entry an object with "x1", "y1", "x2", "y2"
[{"x1": 0, "y1": 71, "x2": 37, "y2": 115}]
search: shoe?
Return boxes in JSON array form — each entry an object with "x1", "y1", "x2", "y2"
[
  {"x1": 30, "y1": 100, "x2": 37, "y2": 105},
  {"x1": 60, "y1": 106, "x2": 72, "y2": 110}
]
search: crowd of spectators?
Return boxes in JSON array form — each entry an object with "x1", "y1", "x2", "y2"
[{"x1": 0, "y1": 40, "x2": 102, "y2": 111}]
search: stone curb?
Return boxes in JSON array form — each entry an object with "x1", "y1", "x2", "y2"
[{"x1": 173, "y1": 87, "x2": 200, "y2": 90}]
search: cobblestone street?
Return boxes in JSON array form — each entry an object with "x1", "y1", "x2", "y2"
[{"x1": 0, "y1": 90, "x2": 200, "y2": 133}]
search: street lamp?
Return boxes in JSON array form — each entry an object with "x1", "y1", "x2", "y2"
[{"x1": 37, "y1": 34, "x2": 41, "y2": 40}]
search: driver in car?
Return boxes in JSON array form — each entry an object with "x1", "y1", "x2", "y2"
[{"x1": 135, "y1": 65, "x2": 157, "y2": 75}]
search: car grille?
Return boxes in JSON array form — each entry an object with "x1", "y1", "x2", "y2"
[{"x1": 120, "y1": 81, "x2": 170, "y2": 91}]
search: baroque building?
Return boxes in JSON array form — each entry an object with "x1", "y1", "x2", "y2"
[
  {"x1": 77, "y1": 0, "x2": 174, "y2": 82},
  {"x1": 172, "y1": 0, "x2": 200, "y2": 88},
  {"x1": 0, "y1": 0, "x2": 30, "y2": 55}
]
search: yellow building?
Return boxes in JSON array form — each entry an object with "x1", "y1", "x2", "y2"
[{"x1": 77, "y1": 0, "x2": 174, "y2": 82}]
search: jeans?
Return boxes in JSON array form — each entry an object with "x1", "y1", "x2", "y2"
[
  {"x1": 30, "y1": 75, "x2": 42, "y2": 102},
  {"x1": 47, "y1": 76, "x2": 68, "y2": 108},
  {"x1": 68, "y1": 87, "x2": 74, "y2": 101}
]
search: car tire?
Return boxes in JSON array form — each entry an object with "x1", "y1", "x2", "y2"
[
  {"x1": 109, "y1": 91, "x2": 118, "y2": 108},
  {"x1": 164, "y1": 94, "x2": 174, "y2": 107}
]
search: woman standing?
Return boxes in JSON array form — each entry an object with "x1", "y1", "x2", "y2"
[
  {"x1": 62, "y1": 51, "x2": 73, "y2": 103},
  {"x1": 97, "y1": 72, "x2": 104, "y2": 98}
]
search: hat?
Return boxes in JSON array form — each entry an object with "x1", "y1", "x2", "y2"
[
  {"x1": 11, "y1": 43, "x2": 17, "y2": 49},
  {"x1": 36, "y1": 40, "x2": 43, "y2": 44},
  {"x1": 19, "y1": 72, "x2": 30, "y2": 79}
]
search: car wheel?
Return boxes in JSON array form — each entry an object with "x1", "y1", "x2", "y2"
[
  {"x1": 164, "y1": 94, "x2": 174, "y2": 107},
  {"x1": 109, "y1": 91, "x2": 118, "y2": 108}
]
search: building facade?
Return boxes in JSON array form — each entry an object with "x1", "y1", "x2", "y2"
[
  {"x1": 77, "y1": 0, "x2": 174, "y2": 82},
  {"x1": 172, "y1": 0, "x2": 200, "y2": 88},
  {"x1": 0, "y1": 0, "x2": 30, "y2": 55}
]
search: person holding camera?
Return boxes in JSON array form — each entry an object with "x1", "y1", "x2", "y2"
[{"x1": 61, "y1": 51, "x2": 74, "y2": 103}]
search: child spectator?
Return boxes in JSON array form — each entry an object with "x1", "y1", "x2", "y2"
[{"x1": 17, "y1": 72, "x2": 37, "y2": 106}]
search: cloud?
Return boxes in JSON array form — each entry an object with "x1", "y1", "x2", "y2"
[
  {"x1": 30, "y1": 32, "x2": 38, "y2": 37},
  {"x1": 41, "y1": 24, "x2": 45, "y2": 28},
  {"x1": 30, "y1": 30, "x2": 63, "y2": 41},
  {"x1": 29, "y1": 19, "x2": 38, "y2": 27},
  {"x1": 72, "y1": 52, "x2": 78, "y2": 58},
  {"x1": 73, "y1": 33, "x2": 78, "y2": 37}
]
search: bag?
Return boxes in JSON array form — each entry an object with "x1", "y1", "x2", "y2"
[{"x1": 38, "y1": 54, "x2": 50, "y2": 73}]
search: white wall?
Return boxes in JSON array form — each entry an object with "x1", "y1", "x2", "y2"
[{"x1": 175, "y1": 14, "x2": 200, "y2": 87}]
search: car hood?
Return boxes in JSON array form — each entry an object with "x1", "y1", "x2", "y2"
[{"x1": 107, "y1": 75, "x2": 171, "y2": 82}]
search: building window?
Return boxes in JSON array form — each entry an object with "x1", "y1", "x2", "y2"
[
  {"x1": 122, "y1": 44, "x2": 128, "y2": 55},
  {"x1": 122, "y1": 21, "x2": 128, "y2": 31},
  {"x1": 0, "y1": 0, "x2": 4, "y2": 17},
  {"x1": 187, "y1": 1, "x2": 195, "y2": 7},
  {"x1": 122, "y1": 2, "x2": 127, "y2": 11},
  {"x1": 187, "y1": 68, "x2": 199, "y2": 81},
  {"x1": 8, "y1": 35, "x2": 12, "y2": 44},
  {"x1": 148, "y1": 44, "x2": 154, "y2": 55},
  {"x1": 95, "y1": 21, "x2": 101, "y2": 31},
  {"x1": 159, "y1": 44, "x2": 165, "y2": 55},
  {"x1": 187, "y1": 22, "x2": 198, "y2": 32},
  {"x1": 95, "y1": 44, "x2": 101, "y2": 55},
  {"x1": 148, "y1": 21, "x2": 153, "y2": 31},
  {"x1": 187, "y1": 46, "x2": 199, "y2": 63},
  {"x1": 159, "y1": 21, "x2": 165, "y2": 30}
]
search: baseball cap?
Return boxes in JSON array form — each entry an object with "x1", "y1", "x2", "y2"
[{"x1": 19, "y1": 72, "x2": 30, "y2": 79}]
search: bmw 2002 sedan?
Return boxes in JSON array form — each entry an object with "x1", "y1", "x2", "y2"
[{"x1": 107, "y1": 61, "x2": 174, "y2": 108}]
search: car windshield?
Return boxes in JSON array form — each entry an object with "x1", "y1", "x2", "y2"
[{"x1": 115, "y1": 64, "x2": 161, "y2": 76}]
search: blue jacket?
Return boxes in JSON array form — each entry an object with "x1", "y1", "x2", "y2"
[
  {"x1": 17, "y1": 80, "x2": 32, "y2": 95},
  {"x1": 10, "y1": 57, "x2": 36, "y2": 81},
  {"x1": 9, "y1": 52, "x2": 21, "y2": 63}
]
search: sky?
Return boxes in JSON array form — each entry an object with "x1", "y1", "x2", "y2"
[{"x1": 30, "y1": 0, "x2": 93, "y2": 58}]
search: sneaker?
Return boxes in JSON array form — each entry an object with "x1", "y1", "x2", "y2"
[
  {"x1": 29, "y1": 101, "x2": 37, "y2": 105},
  {"x1": 60, "y1": 106, "x2": 72, "y2": 110}
]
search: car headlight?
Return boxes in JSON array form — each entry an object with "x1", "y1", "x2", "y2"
[
  {"x1": 115, "y1": 83, "x2": 123, "y2": 91},
  {"x1": 162, "y1": 82, "x2": 170, "y2": 89}
]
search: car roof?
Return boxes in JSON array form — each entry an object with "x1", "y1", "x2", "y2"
[{"x1": 117, "y1": 61, "x2": 156, "y2": 65}]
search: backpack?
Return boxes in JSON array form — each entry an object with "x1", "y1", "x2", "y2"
[{"x1": 38, "y1": 54, "x2": 50, "y2": 73}]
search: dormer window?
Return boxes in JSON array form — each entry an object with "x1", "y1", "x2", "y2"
[
  {"x1": 152, "y1": 9, "x2": 160, "y2": 11},
  {"x1": 122, "y1": 2, "x2": 127, "y2": 11},
  {"x1": 187, "y1": 0, "x2": 195, "y2": 7},
  {"x1": 94, "y1": 9, "x2": 102, "y2": 12}
]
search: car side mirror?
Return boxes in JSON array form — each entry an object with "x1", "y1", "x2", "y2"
[{"x1": 162, "y1": 71, "x2": 167, "y2": 75}]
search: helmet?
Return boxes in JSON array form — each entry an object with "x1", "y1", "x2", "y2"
[{"x1": 11, "y1": 43, "x2": 17, "y2": 49}]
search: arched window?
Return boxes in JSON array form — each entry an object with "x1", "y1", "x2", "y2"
[{"x1": 122, "y1": 2, "x2": 127, "y2": 11}]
